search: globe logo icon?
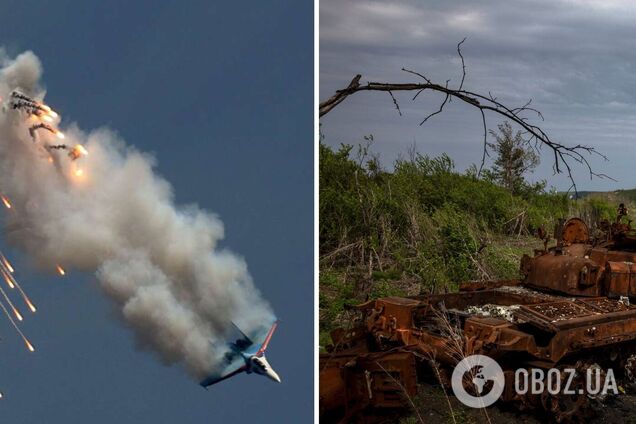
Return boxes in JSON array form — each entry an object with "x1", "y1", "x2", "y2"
[{"x1": 451, "y1": 354, "x2": 505, "y2": 408}]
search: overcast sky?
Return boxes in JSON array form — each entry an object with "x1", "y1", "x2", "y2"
[
  {"x1": 0, "y1": 0, "x2": 311, "y2": 422},
  {"x1": 320, "y1": 0, "x2": 636, "y2": 191}
]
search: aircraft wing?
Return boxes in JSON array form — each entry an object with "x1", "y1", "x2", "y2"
[
  {"x1": 256, "y1": 320, "x2": 279, "y2": 356},
  {"x1": 199, "y1": 358, "x2": 247, "y2": 388}
]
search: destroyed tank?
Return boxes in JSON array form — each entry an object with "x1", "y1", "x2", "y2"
[{"x1": 320, "y1": 207, "x2": 636, "y2": 423}]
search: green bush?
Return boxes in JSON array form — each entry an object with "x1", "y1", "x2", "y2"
[{"x1": 319, "y1": 141, "x2": 605, "y2": 330}]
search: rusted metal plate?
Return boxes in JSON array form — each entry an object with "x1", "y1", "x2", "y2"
[
  {"x1": 561, "y1": 217, "x2": 589, "y2": 244},
  {"x1": 605, "y1": 261, "x2": 636, "y2": 298},
  {"x1": 577, "y1": 297, "x2": 631, "y2": 313},
  {"x1": 319, "y1": 350, "x2": 417, "y2": 420},
  {"x1": 459, "y1": 279, "x2": 521, "y2": 292},
  {"x1": 520, "y1": 301, "x2": 593, "y2": 322},
  {"x1": 521, "y1": 253, "x2": 603, "y2": 297}
]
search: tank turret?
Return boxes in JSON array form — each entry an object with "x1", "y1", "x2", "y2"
[{"x1": 521, "y1": 210, "x2": 636, "y2": 299}]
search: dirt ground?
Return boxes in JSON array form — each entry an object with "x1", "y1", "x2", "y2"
[{"x1": 396, "y1": 381, "x2": 636, "y2": 424}]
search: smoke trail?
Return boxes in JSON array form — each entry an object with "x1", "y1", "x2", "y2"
[{"x1": 0, "y1": 51, "x2": 275, "y2": 378}]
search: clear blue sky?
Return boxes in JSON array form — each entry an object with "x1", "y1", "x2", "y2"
[{"x1": 0, "y1": 0, "x2": 313, "y2": 422}]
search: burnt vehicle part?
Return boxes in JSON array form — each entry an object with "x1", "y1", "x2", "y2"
[{"x1": 320, "y1": 213, "x2": 636, "y2": 423}]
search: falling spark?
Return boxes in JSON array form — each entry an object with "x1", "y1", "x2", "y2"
[
  {"x1": 46, "y1": 109, "x2": 58, "y2": 119},
  {"x1": 1, "y1": 253, "x2": 14, "y2": 273},
  {"x1": 0, "y1": 284, "x2": 22, "y2": 321},
  {"x1": 56, "y1": 265, "x2": 65, "y2": 276},
  {"x1": 24, "y1": 338, "x2": 35, "y2": 352},
  {"x1": 2, "y1": 269, "x2": 37, "y2": 313},
  {"x1": 76, "y1": 144, "x2": 88, "y2": 156},
  {"x1": 0, "y1": 287, "x2": 31, "y2": 351},
  {"x1": 2, "y1": 273, "x2": 14, "y2": 289},
  {"x1": 1, "y1": 196, "x2": 11, "y2": 209},
  {"x1": 69, "y1": 145, "x2": 89, "y2": 161},
  {"x1": 0, "y1": 267, "x2": 36, "y2": 314},
  {"x1": 40, "y1": 104, "x2": 58, "y2": 118},
  {"x1": 26, "y1": 299, "x2": 36, "y2": 313}
]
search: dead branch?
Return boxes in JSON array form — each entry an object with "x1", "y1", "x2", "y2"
[{"x1": 319, "y1": 39, "x2": 610, "y2": 193}]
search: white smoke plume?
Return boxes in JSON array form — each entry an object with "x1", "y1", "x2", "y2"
[{"x1": 0, "y1": 50, "x2": 275, "y2": 378}]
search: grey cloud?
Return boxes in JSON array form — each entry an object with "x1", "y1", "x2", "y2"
[{"x1": 321, "y1": 0, "x2": 636, "y2": 190}]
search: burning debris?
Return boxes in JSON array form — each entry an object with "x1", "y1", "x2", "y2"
[
  {"x1": 0, "y1": 249, "x2": 36, "y2": 352},
  {"x1": 1, "y1": 196, "x2": 11, "y2": 210},
  {"x1": 28, "y1": 122, "x2": 64, "y2": 140},
  {"x1": 6, "y1": 90, "x2": 63, "y2": 140},
  {"x1": 8, "y1": 90, "x2": 58, "y2": 120},
  {"x1": 0, "y1": 86, "x2": 81, "y2": 359},
  {"x1": 2, "y1": 90, "x2": 92, "y2": 165}
]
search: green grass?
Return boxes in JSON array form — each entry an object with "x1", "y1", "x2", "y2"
[{"x1": 319, "y1": 142, "x2": 626, "y2": 333}]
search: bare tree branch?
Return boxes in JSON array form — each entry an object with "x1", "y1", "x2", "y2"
[
  {"x1": 319, "y1": 41, "x2": 610, "y2": 193},
  {"x1": 457, "y1": 37, "x2": 467, "y2": 92},
  {"x1": 388, "y1": 90, "x2": 402, "y2": 116}
]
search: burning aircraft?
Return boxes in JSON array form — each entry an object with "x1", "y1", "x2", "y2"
[
  {"x1": 200, "y1": 320, "x2": 281, "y2": 387},
  {"x1": 0, "y1": 51, "x2": 276, "y2": 395}
]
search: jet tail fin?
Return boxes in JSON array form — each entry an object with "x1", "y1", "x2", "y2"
[{"x1": 231, "y1": 321, "x2": 253, "y2": 344}]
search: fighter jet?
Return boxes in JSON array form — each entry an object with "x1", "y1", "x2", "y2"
[{"x1": 199, "y1": 320, "x2": 281, "y2": 387}]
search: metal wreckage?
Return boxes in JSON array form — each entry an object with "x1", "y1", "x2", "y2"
[{"x1": 320, "y1": 206, "x2": 636, "y2": 423}]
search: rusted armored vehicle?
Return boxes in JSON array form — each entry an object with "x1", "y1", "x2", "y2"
[{"x1": 320, "y1": 210, "x2": 636, "y2": 423}]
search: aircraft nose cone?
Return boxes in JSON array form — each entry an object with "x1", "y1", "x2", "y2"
[{"x1": 268, "y1": 369, "x2": 282, "y2": 383}]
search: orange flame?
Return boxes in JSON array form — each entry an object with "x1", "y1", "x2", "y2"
[
  {"x1": 26, "y1": 300, "x2": 36, "y2": 313},
  {"x1": 56, "y1": 265, "x2": 65, "y2": 276},
  {"x1": 13, "y1": 307, "x2": 22, "y2": 322},
  {"x1": 24, "y1": 338, "x2": 34, "y2": 352},
  {"x1": 75, "y1": 169, "x2": 84, "y2": 177},
  {"x1": 42, "y1": 115, "x2": 53, "y2": 123},
  {"x1": 2, "y1": 256, "x2": 14, "y2": 273},
  {"x1": 2, "y1": 273, "x2": 14, "y2": 289},
  {"x1": 1, "y1": 196, "x2": 11, "y2": 209},
  {"x1": 76, "y1": 144, "x2": 88, "y2": 156},
  {"x1": 56, "y1": 131, "x2": 65, "y2": 140}
]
